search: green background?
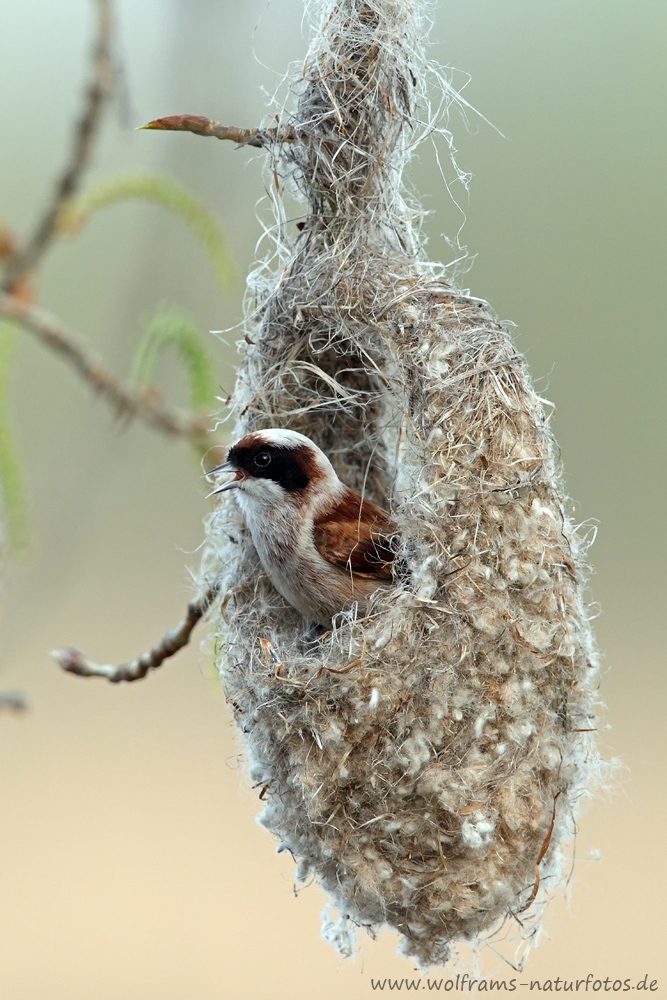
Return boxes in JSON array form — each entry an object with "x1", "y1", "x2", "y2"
[{"x1": 1, "y1": 0, "x2": 664, "y2": 995}]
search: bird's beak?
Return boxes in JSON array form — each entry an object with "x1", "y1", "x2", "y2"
[{"x1": 205, "y1": 460, "x2": 242, "y2": 497}]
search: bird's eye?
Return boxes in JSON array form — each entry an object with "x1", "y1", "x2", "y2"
[{"x1": 254, "y1": 451, "x2": 272, "y2": 468}]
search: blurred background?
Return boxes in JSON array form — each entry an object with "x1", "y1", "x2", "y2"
[{"x1": 0, "y1": 0, "x2": 665, "y2": 996}]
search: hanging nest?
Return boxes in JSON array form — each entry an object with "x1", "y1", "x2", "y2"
[{"x1": 202, "y1": 0, "x2": 601, "y2": 968}]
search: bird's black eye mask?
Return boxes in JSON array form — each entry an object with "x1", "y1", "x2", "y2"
[{"x1": 228, "y1": 444, "x2": 310, "y2": 493}]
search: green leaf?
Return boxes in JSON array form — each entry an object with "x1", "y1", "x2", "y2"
[
  {"x1": 132, "y1": 308, "x2": 218, "y2": 413},
  {"x1": 0, "y1": 322, "x2": 28, "y2": 553},
  {"x1": 59, "y1": 172, "x2": 234, "y2": 292}
]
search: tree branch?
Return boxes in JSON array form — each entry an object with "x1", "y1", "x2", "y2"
[
  {"x1": 0, "y1": 292, "x2": 212, "y2": 443},
  {"x1": 140, "y1": 114, "x2": 296, "y2": 148},
  {"x1": 0, "y1": 691, "x2": 28, "y2": 714},
  {"x1": 52, "y1": 584, "x2": 220, "y2": 683},
  {"x1": 2, "y1": 0, "x2": 115, "y2": 291}
]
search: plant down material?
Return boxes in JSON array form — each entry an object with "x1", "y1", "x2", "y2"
[{"x1": 202, "y1": 0, "x2": 601, "y2": 967}]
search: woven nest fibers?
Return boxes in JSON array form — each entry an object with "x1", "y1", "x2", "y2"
[
  {"x1": 201, "y1": 0, "x2": 601, "y2": 969},
  {"x1": 203, "y1": 273, "x2": 600, "y2": 967}
]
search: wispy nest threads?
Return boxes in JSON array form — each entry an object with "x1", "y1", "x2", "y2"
[{"x1": 201, "y1": 0, "x2": 601, "y2": 968}]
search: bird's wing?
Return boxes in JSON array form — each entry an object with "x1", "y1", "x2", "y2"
[{"x1": 312, "y1": 490, "x2": 398, "y2": 580}]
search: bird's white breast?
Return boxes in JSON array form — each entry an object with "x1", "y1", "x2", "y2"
[{"x1": 234, "y1": 479, "x2": 359, "y2": 624}]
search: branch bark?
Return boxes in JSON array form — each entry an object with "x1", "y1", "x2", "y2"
[
  {"x1": 52, "y1": 584, "x2": 220, "y2": 683},
  {"x1": 2, "y1": 0, "x2": 115, "y2": 292},
  {"x1": 0, "y1": 292, "x2": 212, "y2": 443},
  {"x1": 140, "y1": 114, "x2": 296, "y2": 148},
  {"x1": 0, "y1": 691, "x2": 28, "y2": 713}
]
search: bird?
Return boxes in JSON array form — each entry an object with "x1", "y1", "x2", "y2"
[{"x1": 207, "y1": 428, "x2": 398, "y2": 626}]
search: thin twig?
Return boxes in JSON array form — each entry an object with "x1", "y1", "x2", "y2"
[
  {"x1": 140, "y1": 114, "x2": 296, "y2": 148},
  {"x1": 0, "y1": 224, "x2": 33, "y2": 300},
  {"x1": 2, "y1": 0, "x2": 115, "y2": 292},
  {"x1": 0, "y1": 691, "x2": 28, "y2": 713},
  {"x1": 52, "y1": 584, "x2": 220, "y2": 683},
  {"x1": 0, "y1": 292, "x2": 212, "y2": 443}
]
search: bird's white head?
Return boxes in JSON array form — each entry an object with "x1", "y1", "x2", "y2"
[{"x1": 208, "y1": 428, "x2": 340, "y2": 512}]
